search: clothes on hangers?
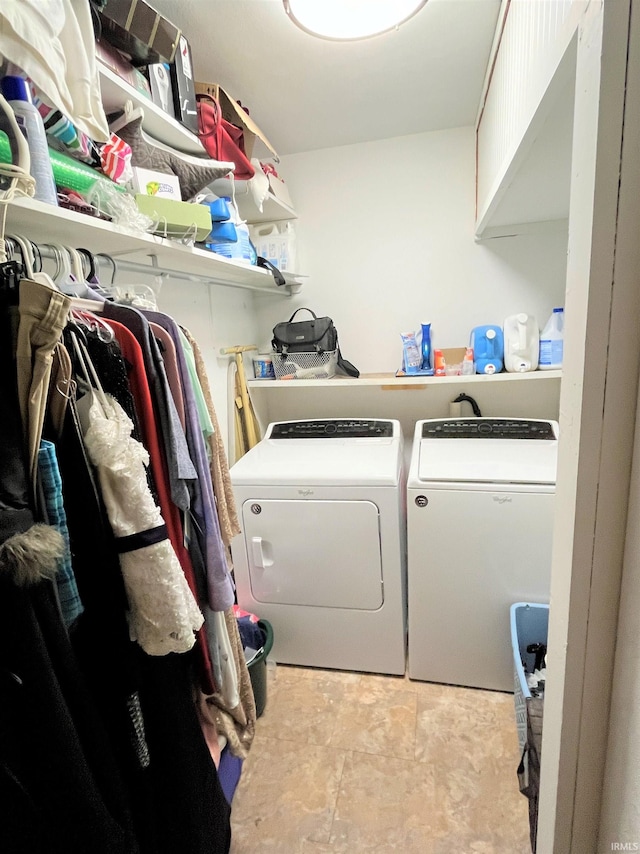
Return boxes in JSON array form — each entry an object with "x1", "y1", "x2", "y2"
[
  {"x1": 16, "y1": 276, "x2": 71, "y2": 491},
  {"x1": 75, "y1": 376, "x2": 204, "y2": 656},
  {"x1": 1, "y1": 256, "x2": 254, "y2": 851},
  {"x1": 100, "y1": 316, "x2": 216, "y2": 693},
  {"x1": 102, "y1": 302, "x2": 197, "y2": 515},
  {"x1": 46, "y1": 341, "x2": 73, "y2": 439},
  {"x1": 142, "y1": 308, "x2": 234, "y2": 613},
  {"x1": 150, "y1": 322, "x2": 186, "y2": 431},
  {"x1": 181, "y1": 327, "x2": 241, "y2": 548},
  {"x1": 37, "y1": 438, "x2": 84, "y2": 629}
]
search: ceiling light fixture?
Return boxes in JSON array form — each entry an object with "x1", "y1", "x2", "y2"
[{"x1": 283, "y1": 0, "x2": 427, "y2": 41}]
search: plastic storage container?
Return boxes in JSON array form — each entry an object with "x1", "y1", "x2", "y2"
[
  {"x1": 510, "y1": 602, "x2": 549, "y2": 751},
  {"x1": 0, "y1": 75, "x2": 58, "y2": 206},
  {"x1": 539, "y1": 307, "x2": 564, "y2": 370}
]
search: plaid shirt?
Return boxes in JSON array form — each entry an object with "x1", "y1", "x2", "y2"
[{"x1": 38, "y1": 440, "x2": 84, "y2": 628}]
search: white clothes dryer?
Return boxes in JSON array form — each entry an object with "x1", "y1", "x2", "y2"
[
  {"x1": 407, "y1": 417, "x2": 558, "y2": 692},
  {"x1": 229, "y1": 419, "x2": 406, "y2": 675}
]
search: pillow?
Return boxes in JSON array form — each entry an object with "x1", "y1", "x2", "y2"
[{"x1": 114, "y1": 115, "x2": 235, "y2": 201}]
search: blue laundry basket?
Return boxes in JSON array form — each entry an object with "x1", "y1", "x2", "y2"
[{"x1": 510, "y1": 602, "x2": 549, "y2": 751}]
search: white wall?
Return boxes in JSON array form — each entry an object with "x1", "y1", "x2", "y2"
[
  {"x1": 156, "y1": 279, "x2": 262, "y2": 453},
  {"x1": 253, "y1": 126, "x2": 567, "y2": 376}
]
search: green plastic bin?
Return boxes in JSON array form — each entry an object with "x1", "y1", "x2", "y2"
[{"x1": 247, "y1": 619, "x2": 273, "y2": 718}]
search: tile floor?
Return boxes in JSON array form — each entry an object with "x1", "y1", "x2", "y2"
[{"x1": 229, "y1": 664, "x2": 531, "y2": 853}]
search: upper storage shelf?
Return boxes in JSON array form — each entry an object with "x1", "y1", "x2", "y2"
[
  {"x1": 6, "y1": 198, "x2": 293, "y2": 293},
  {"x1": 98, "y1": 61, "x2": 206, "y2": 156},
  {"x1": 97, "y1": 64, "x2": 297, "y2": 226},
  {"x1": 475, "y1": 4, "x2": 578, "y2": 239},
  {"x1": 208, "y1": 176, "x2": 297, "y2": 225}
]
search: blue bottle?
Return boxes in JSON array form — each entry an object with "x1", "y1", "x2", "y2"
[{"x1": 470, "y1": 325, "x2": 504, "y2": 374}]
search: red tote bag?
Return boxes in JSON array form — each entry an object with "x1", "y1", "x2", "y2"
[{"x1": 196, "y1": 93, "x2": 255, "y2": 181}]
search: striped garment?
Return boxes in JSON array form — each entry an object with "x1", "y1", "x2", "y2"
[{"x1": 38, "y1": 439, "x2": 84, "y2": 629}]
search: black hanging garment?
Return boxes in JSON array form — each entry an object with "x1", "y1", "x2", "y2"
[{"x1": 0, "y1": 284, "x2": 139, "y2": 854}]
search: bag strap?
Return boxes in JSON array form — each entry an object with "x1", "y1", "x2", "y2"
[
  {"x1": 287, "y1": 307, "x2": 317, "y2": 322},
  {"x1": 337, "y1": 349, "x2": 360, "y2": 378},
  {"x1": 257, "y1": 256, "x2": 286, "y2": 287},
  {"x1": 195, "y1": 93, "x2": 222, "y2": 138}
]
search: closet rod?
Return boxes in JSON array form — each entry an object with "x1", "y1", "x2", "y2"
[{"x1": 35, "y1": 246, "x2": 293, "y2": 295}]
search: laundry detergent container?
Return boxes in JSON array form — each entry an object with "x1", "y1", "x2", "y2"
[{"x1": 470, "y1": 325, "x2": 504, "y2": 374}]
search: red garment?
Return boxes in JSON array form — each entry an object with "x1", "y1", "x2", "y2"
[{"x1": 107, "y1": 319, "x2": 216, "y2": 693}]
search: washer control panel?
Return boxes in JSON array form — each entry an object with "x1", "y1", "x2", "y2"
[
  {"x1": 270, "y1": 419, "x2": 394, "y2": 439},
  {"x1": 421, "y1": 419, "x2": 556, "y2": 439}
]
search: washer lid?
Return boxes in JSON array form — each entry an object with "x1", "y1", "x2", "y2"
[
  {"x1": 231, "y1": 419, "x2": 402, "y2": 486},
  {"x1": 416, "y1": 418, "x2": 558, "y2": 484}
]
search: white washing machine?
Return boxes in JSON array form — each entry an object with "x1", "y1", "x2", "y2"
[
  {"x1": 229, "y1": 418, "x2": 406, "y2": 675},
  {"x1": 407, "y1": 417, "x2": 558, "y2": 692}
]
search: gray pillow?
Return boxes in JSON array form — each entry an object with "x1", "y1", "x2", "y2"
[{"x1": 115, "y1": 115, "x2": 234, "y2": 200}]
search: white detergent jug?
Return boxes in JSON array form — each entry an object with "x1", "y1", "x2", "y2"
[{"x1": 503, "y1": 313, "x2": 539, "y2": 373}]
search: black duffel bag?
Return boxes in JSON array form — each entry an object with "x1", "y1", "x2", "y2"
[{"x1": 271, "y1": 308, "x2": 359, "y2": 377}]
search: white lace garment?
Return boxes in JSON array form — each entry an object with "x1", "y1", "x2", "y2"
[{"x1": 80, "y1": 388, "x2": 204, "y2": 655}]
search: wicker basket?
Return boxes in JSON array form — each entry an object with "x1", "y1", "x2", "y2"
[{"x1": 272, "y1": 350, "x2": 338, "y2": 380}]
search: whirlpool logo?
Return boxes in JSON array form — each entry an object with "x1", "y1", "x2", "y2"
[{"x1": 493, "y1": 496, "x2": 513, "y2": 504}]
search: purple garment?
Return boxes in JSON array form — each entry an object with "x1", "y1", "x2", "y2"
[{"x1": 142, "y1": 310, "x2": 234, "y2": 612}]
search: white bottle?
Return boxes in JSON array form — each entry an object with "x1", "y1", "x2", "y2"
[
  {"x1": 0, "y1": 75, "x2": 58, "y2": 206},
  {"x1": 538, "y1": 307, "x2": 564, "y2": 370},
  {"x1": 503, "y1": 313, "x2": 539, "y2": 372}
]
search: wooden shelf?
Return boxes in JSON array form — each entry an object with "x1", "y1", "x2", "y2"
[
  {"x1": 247, "y1": 371, "x2": 562, "y2": 389},
  {"x1": 6, "y1": 197, "x2": 292, "y2": 293}
]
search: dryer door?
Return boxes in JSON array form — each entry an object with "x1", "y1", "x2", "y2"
[{"x1": 241, "y1": 499, "x2": 383, "y2": 609}]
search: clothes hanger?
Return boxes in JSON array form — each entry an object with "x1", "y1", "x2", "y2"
[
  {"x1": 6, "y1": 233, "x2": 38, "y2": 280},
  {"x1": 76, "y1": 247, "x2": 99, "y2": 284},
  {"x1": 68, "y1": 325, "x2": 110, "y2": 414},
  {"x1": 41, "y1": 243, "x2": 89, "y2": 298},
  {"x1": 0, "y1": 92, "x2": 35, "y2": 266},
  {"x1": 101, "y1": 283, "x2": 158, "y2": 310},
  {"x1": 71, "y1": 306, "x2": 113, "y2": 341}
]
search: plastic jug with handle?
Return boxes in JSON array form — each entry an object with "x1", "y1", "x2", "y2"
[
  {"x1": 470, "y1": 325, "x2": 504, "y2": 374},
  {"x1": 503, "y1": 313, "x2": 539, "y2": 373}
]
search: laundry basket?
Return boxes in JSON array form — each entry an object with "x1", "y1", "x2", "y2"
[
  {"x1": 246, "y1": 619, "x2": 274, "y2": 718},
  {"x1": 510, "y1": 602, "x2": 549, "y2": 751}
]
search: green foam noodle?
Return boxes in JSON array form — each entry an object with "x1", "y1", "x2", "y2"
[{"x1": 0, "y1": 132, "x2": 125, "y2": 196}]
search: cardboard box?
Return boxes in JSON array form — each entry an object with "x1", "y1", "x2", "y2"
[
  {"x1": 98, "y1": 0, "x2": 180, "y2": 66},
  {"x1": 135, "y1": 194, "x2": 212, "y2": 241},
  {"x1": 170, "y1": 36, "x2": 199, "y2": 135},
  {"x1": 194, "y1": 81, "x2": 278, "y2": 161},
  {"x1": 266, "y1": 172, "x2": 292, "y2": 207},
  {"x1": 131, "y1": 167, "x2": 181, "y2": 199}
]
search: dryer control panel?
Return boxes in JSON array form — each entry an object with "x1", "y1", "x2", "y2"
[
  {"x1": 421, "y1": 419, "x2": 556, "y2": 439},
  {"x1": 270, "y1": 419, "x2": 394, "y2": 439}
]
